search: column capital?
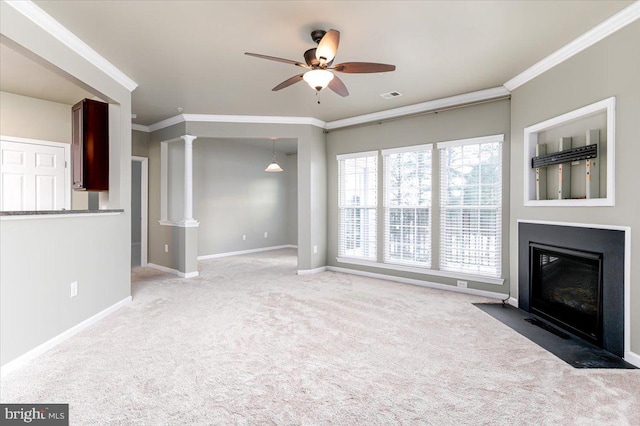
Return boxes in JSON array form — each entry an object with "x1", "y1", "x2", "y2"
[{"x1": 181, "y1": 134, "x2": 197, "y2": 144}]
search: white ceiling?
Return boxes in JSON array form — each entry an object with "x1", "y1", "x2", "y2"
[{"x1": 2, "y1": 1, "x2": 633, "y2": 126}]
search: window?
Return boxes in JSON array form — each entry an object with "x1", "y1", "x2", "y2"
[
  {"x1": 338, "y1": 151, "x2": 378, "y2": 260},
  {"x1": 438, "y1": 135, "x2": 503, "y2": 277},
  {"x1": 383, "y1": 145, "x2": 432, "y2": 267}
]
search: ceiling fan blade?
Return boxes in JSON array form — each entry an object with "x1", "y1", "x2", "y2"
[
  {"x1": 245, "y1": 52, "x2": 309, "y2": 68},
  {"x1": 328, "y1": 75, "x2": 349, "y2": 97},
  {"x1": 316, "y1": 29, "x2": 340, "y2": 63},
  {"x1": 272, "y1": 74, "x2": 304, "y2": 91},
  {"x1": 332, "y1": 62, "x2": 396, "y2": 73}
]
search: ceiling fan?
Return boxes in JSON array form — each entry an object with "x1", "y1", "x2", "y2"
[{"x1": 245, "y1": 29, "x2": 396, "y2": 98}]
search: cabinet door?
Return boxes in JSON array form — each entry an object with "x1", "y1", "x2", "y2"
[{"x1": 72, "y1": 103, "x2": 84, "y2": 189}]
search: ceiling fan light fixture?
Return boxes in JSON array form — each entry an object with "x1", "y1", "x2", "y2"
[{"x1": 303, "y1": 69, "x2": 334, "y2": 92}]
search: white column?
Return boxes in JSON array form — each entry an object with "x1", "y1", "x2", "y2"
[
  {"x1": 159, "y1": 141, "x2": 169, "y2": 224},
  {"x1": 181, "y1": 135, "x2": 198, "y2": 226}
]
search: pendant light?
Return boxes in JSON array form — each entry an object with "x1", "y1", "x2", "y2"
[{"x1": 265, "y1": 139, "x2": 283, "y2": 172}]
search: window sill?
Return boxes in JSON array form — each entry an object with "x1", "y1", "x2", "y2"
[{"x1": 336, "y1": 257, "x2": 504, "y2": 286}]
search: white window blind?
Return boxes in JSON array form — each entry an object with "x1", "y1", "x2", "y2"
[
  {"x1": 338, "y1": 152, "x2": 378, "y2": 260},
  {"x1": 383, "y1": 145, "x2": 432, "y2": 267},
  {"x1": 439, "y1": 138, "x2": 502, "y2": 277}
]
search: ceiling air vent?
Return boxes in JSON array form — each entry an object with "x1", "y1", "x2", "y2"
[{"x1": 381, "y1": 91, "x2": 402, "y2": 100}]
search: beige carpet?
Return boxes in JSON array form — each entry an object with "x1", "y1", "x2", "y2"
[{"x1": 1, "y1": 248, "x2": 639, "y2": 425}]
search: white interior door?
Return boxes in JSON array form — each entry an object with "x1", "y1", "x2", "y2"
[{"x1": 1, "y1": 138, "x2": 67, "y2": 211}]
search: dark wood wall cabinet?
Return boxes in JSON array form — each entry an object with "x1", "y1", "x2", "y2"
[{"x1": 72, "y1": 99, "x2": 109, "y2": 191}]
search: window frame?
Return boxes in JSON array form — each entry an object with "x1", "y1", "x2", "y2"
[
  {"x1": 337, "y1": 150, "x2": 379, "y2": 262},
  {"x1": 437, "y1": 134, "x2": 504, "y2": 278},
  {"x1": 382, "y1": 143, "x2": 433, "y2": 268}
]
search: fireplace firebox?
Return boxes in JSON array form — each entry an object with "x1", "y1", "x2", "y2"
[
  {"x1": 518, "y1": 222, "x2": 625, "y2": 357},
  {"x1": 529, "y1": 243, "x2": 603, "y2": 345}
]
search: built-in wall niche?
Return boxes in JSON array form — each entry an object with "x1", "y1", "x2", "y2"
[{"x1": 524, "y1": 97, "x2": 615, "y2": 206}]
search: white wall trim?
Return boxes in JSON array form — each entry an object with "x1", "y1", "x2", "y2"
[
  {"x1": 4, "y1": 1, "x2": 138, "y2": 92},
  {"x1": 131, "y1": 156, "x2": 148, "y2": 266},
  {"x1": 146, "y1": 262, "x2": 199, "y2": 278},
  {"x1": 624, "y1": 351, "x2": 640, "y2": 368},
  {"x1": 327, "y1": 266, "x2": 509, "y2": 300},
  {"x1": 504, "y1": 2, "x2": 640, "y2": 91},
  {"x1": 508, "y1": 297, "x2": 518, "y2": 308},
  {"x1": 325, "y1": 87, "x2": 510, "y2": 130},
  {"x1": 0, "y1": 296, "x2": 132, "y2": 377},
  {"x1": 523, "y1": 97, "x2": 615, "y2": 207},
  {"x1": 336, "y1": 257, "x2": 505, "y2": 286},
  {"x1": 132, "y1": 123, "x2": 150, "y2": 133},
  {"x1": 1, "y1": 135, "x2": 72, "y2": 210},
  {"x1": 297, "y1": 266, "x2": 328, "y2": 275},
  {"x1": 198, "y1": 245, "x2": 295, "y2": 260},
  {"x1": 517, "y1": 219, "x2": 633, "y2": 365}
]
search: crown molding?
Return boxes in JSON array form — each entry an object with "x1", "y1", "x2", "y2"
[
  {"x1": 131, "y1": 123, "x2": 150, "y2": 133},
  {"x1": 145, "y1": 113, "x2": 326, "y2": 133},
  {"x1": 504, "y1": 2, "x2": 640, "y2": 91},
  {"x1": 4, "y1": 0, "x2": 138, "y2": 92},
  {"x1": 182, "y1": 114, "x2": 326, "y2": 129},
  {"x1": 147, "y1": 115, "x2": 185, "y2": 132},
  {"x1": 141, "y1": 88, "x2": 509, "y2": 133},
  {"x1": 325, "y1": 87, "x2": 510, "y2": 130}
]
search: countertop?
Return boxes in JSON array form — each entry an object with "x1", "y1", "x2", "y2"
[{"x1": 1, "y1": 209, "x2": 124, "y2": 216}]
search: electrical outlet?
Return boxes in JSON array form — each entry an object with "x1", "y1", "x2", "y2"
[
  {"x1": 313, "y1": 245, "x2": 318, "y2": 254},
  {"x1": 70, "y1": 281, "x2": 78, "y2": 298},
  {"x1": 457, "y1": 280, "x2": 467, "y2": 288},
  {"x1": 264, "y1": 232, "x2": 268, "y2": 238},
  {"x1": 164, "y1": 244, "x2": 169, "y2": 253},
  {"x1": 243, "y1": 235, "x2": 246, "y2": 241}
]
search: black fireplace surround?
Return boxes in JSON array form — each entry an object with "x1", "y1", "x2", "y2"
[{"x1": 519, "y1": 222, "x2": 625, "y2": 357}]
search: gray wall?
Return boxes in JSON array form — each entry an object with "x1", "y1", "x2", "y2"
[
  {"x1": 145, "y1": 121, "x2": 326, "y2": 272},
  {"x1": 131, "y1": 161, "x2": 142, "y2": 244},
  {"x1": 509, "y1": 21, "x2": 640, "y2": 354},
  {"x1": 132, "y1": 129, "x2": 149, "y2": 157},
  {"x1": 286, "y1": 153, "x2": 298, "y2": 245},
  {"x1": 0, "y1": 91, "x2": 71, "y2": 143},
  {"x1": 193, "y1": 138, "x2": 294, "y2": 256},
  {"x1": 147, "y1": 123, "x2": 187, "y2": 270},
  {"x1": 326, "y1": 99, "x2": 511, "y2": 293},
  {"x1": 1, "y1": 215, "x2": 130, "y2": 363},
  {"x1": 1, "y1": 3, "x2": 133, "y2": 366}
]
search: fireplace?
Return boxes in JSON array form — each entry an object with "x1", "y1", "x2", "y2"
[
  {"x1": 529, "y1": 243, "x2": 603, "y2": 345},
  {"x1": 519, "y1": 222, "x2": 625, "y2": 357}
]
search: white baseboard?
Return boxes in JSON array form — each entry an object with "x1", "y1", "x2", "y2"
[
  {"x1": 147, "y1": 263, "x2": 199, "y2": 278},
  {"x1": 624, "y1": 350, "x2": 640, "y2": 368},
  {"x1": 198, "y1": 245, "x2": 296, "y2": 260},
  {"x1": 509, "y1": 297, "x2": 518, "y2": 308},
  {"x1": 1, "y1": 296, "x2": 132, "y2": 378},
  {"x1": 297, "y1": 266, "x2": 328, "y2": 275},
  {"x1": 327, "y1": 266, "x2": 509, "y2": 300}
]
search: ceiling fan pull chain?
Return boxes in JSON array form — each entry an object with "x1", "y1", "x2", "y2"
[{"x1": 316, "y1": 90, "x2": 321, "y2": 104}]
